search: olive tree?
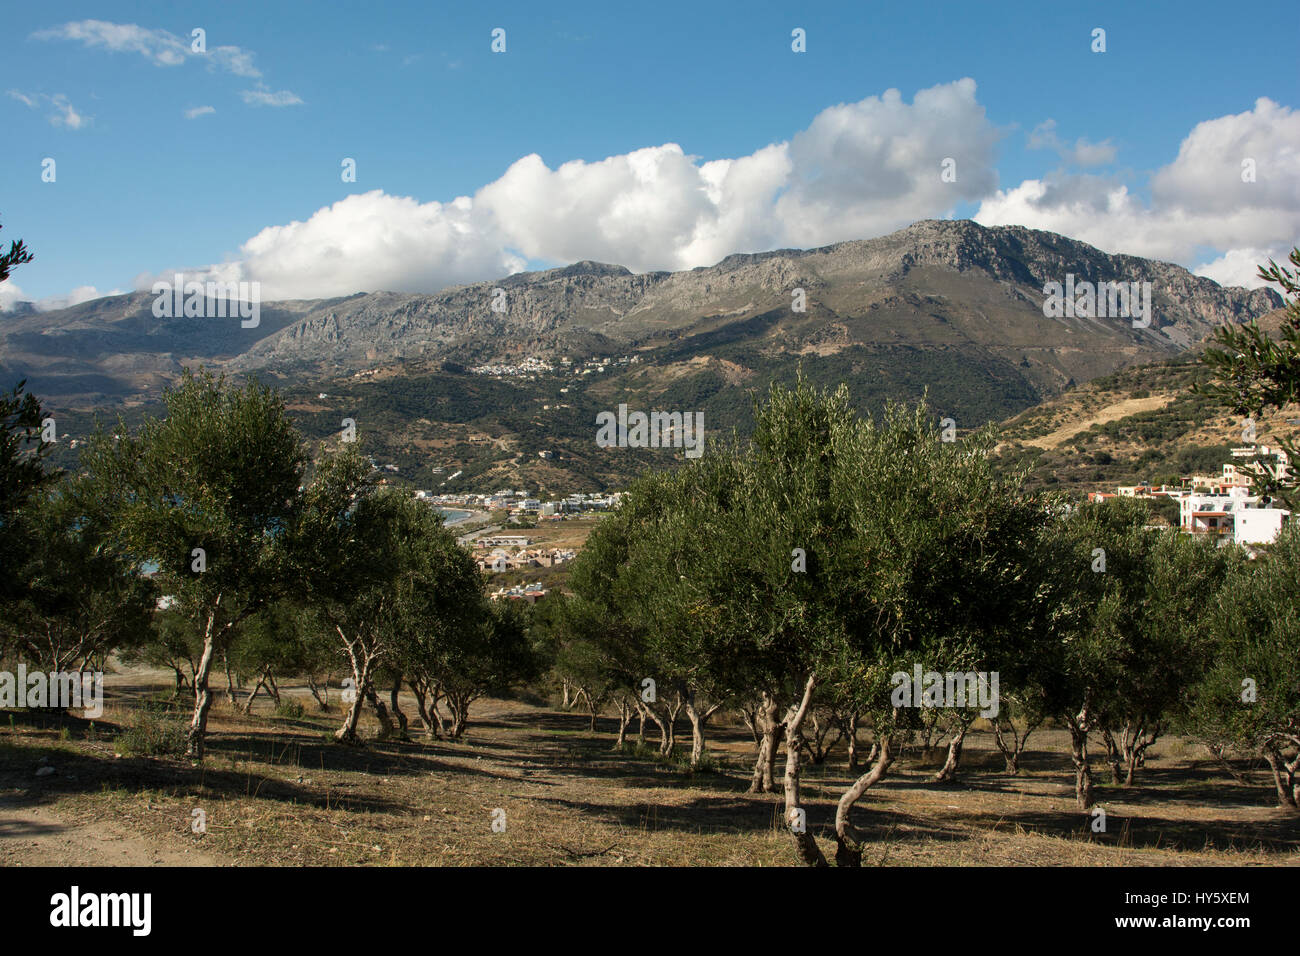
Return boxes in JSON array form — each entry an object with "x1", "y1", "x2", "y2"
[
  {"x1": 1191, "y1": 524, "x2": 1300, "y2": 810},
  {"x1": 92, "y1": 369, "x2": 305, "y2": 757}
]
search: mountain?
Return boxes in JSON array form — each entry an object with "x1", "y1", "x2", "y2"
[{"x1": 5, "y1": 219, "x2": 1282, "y2": 493}]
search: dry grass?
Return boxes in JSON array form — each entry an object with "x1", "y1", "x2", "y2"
[{"x1": 1, "y1": 673, "x2": 1296, "y2": 867}]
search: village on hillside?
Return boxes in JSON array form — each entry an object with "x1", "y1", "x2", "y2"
[{"x1": 1088, "y1": 444, "x2": 1292, "y2": 549}]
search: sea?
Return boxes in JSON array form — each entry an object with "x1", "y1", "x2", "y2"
[{"x1": 439, "y1": 508, "x2": 473, "y2": 525}]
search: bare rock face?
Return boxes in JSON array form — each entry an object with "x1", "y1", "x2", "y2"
[{"x1": 2, "y1": 219, "x2": 1281, "y2": 404}]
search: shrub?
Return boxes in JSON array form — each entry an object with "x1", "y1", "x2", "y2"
[
  {"x1": 117, "y1": 711, "x2": 188, "y2": 757},
  {"x1": 273, "y1": 698, "x2": 306, "y2": 719}
]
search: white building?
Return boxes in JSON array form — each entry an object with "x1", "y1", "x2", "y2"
[
  {"x1": 1235, "y1": 507, "x2": 1291, "y2": 545},
  {"x1": 1180, "y1": 487, "x2": 1290, "y2": 545}
]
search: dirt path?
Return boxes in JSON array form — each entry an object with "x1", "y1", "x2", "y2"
[{"x1": 0, "y1": 799, "x2": 222, "y2": 866}]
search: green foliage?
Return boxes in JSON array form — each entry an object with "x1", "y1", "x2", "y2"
[
  {"x1": 1190, "y1": 525, "x2": 1300, "y2": 782},
  {"x1": 570, "y1": 377, "x2": 1048, "y2": 737},
  {"x1": 89, "y1": 367, "x2": 307, "y2": 636},
  {"x1": 273, "y1": 698, "x2": 307, "y2": 719},
  {"x1": 2, "y1": 478, "x2": 156, "y2": 671},
  {"x1": 117, "y1": 710, "x2": 188, "y2": 758},
  {"x1": 1199, "y1": 248, "x2": 1300, "y2": 507},
  {"x1": 0, "y1": 379, "x2": 58, "y2": 613},
  {"x1": 0, "y1": 218, "x2": 33, "y2": 283}
]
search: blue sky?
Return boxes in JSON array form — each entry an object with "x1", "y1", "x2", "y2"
[{"x1": 3, "y1": 0, "x2": 1297, "y2": 308}]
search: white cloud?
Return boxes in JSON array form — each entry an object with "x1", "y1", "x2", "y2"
[
  {"x1": 1193, "y1": 247, "x2": 1283, "y2": 290},
  {"x1": 37, "y1": 285, "x2": 117, "y2": 310},
  {"x1": 1026, "y1": 119, "x2": 1117, "y2": 167},
  {"x1": 184, "y1": 105, "x2": 216, "y2": 119},
  {"x1": 976, "y1": 98, "x2": 1300, "y2": 287},
  {"x1": 136, "y1": 192, "x2": 524, "y2": 301},
  {"x1": 34, "y1": 20, "x2": 189, "y2": 66},
  {"x1": 33, "y1": 20, "x2": 262, "y2": 78},
  {"x1": 0, "y1": 281, "x2": 121, "y2": 313},
  {"x1": 8, "y1": 90, "x2": 91, "y2": 129},
  {"x1": 46, "y1": 86, "x2": 1300, "y2": 308},
  {"x1": 48, "y1": 94, "x2": 88, "y2": 129},
  {"x1": 208, "y1": 46, "x2": 261, "y2": 79},
  {"x1": 774, "y1": 79, "x2": 1000, "y2": 247},
  {"x1": 0, "y1": 279, "x2": 25, "y2": 311},
  {"x1": 240, "y1": 86, "x2": 304, "y2": 108},
  {"x1": 132, "y1": 80, "x2": 998, "y2": 299}
]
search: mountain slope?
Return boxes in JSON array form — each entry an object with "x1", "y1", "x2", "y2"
[{"x1": 3, "y1": 220, "x2": 1279, "y2": 410}]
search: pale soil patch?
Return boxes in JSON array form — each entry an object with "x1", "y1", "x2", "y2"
[
  {"x1": 0, "y1": 799, "x2": 222, "y2": 866},
  {"x1": 1027, "y1": 394, "x2": 1174, "y2": 450}
]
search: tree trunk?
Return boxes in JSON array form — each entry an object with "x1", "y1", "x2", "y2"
[
  {"x1": 783, "y1": 675, "x2": 827, "y2": 867},
  {"x1": 615, "y1": 696, "x2": 632, "y2": 750},
  {"x1": 447, "y1": 692, "x2": 471, "y2": 740},
  {"x1": 992, "y1": 714, "x2": 1040, "y2": 775},
  {"x1": 845, "y1": 712, "x2": 859, "y2": 770},
  {"x1": 683, "y1": 693, "x2": 717, "y2": 769},
  {"x1": 411, "y1": 681, "x2": 434, "y2": 739},
  {"x1": 740, "y1": 704, "x2": 761, "y2": 746},
  {"x1": 1262, "y1": 744, "x2": 1299, "y2": 810},
  {"x1": 748, "y1": 693, "x2": 781, "y2": 794},
  {"x1": 306, "y1": 675, "x2": 329, "y2": 711},
  {"x1": 389, "y1": 673, "x2": 409, "y2": 739},
  {"x1": 1066, "y1": 709, "x2": 1094, "y2": 810},
  {"x1": 366, "y1": 684, "x2": 394, "y2": 741},
  {"x1": 222, "y1": 652, "x2": 237, "y2": 708},
  {"x1": 240, "y1": 676, "x2": 266, "y2": 715},
  {"x1": 265, "y1": 671, "x2": 280, "y2": 707},
  {"x1": 428, "y1": 690, "x2": 448, "y2": 738},
  {"x1": 835, "y1": 736, "x2": 894, "y2": 867},
  {"x1": 931, "y1": 716, "x2": 972, "y2": 783},
  {"x1": 186, "y1": 608, "x2": 221, "y2": 759},
  {"x1": 649, "y1": 695, "x2": 682, "y2": 757},
  {"x1": 334, "y1": 654, "x2": 371, "y2": 745},
  {"x1": 1101, "y1": 729, "x2": 1125, "y2": 785}
]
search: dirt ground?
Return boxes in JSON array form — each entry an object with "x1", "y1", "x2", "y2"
[
  {"x1": 1027, "y1": 394, "x2": 1175, "y2": 450},
  {"x1": 1, "y1": 669, "x2": 1296, "y2": 867}
]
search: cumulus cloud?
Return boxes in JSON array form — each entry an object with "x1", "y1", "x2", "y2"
[
  {"x1": 774, "y1": 79, "x2": 1000, "y2": 247},
  {"x1": 137, "y1": 192, "x2": 524, "y2": 301},
  {"x1": 135, "y1": 79, "x2": 998, "y2": 299},
  {"x1": 41, "y1": 85, "x2": 1300, "y2": 308},
  {"x1": 976, "y1": 98, "x2": 1300, "y2": 288},
  {"x1": 8, "y1": 90, "x2": 91, "y2": 129}
]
